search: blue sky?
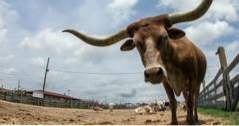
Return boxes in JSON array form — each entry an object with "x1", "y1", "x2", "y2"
[{"x1": 0, "y1": 0, "x2": 238, "y2": 103}]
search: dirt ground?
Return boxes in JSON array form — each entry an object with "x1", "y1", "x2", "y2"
[{"x1": 0, "y1": 100, "x2": 227, "y2": 125}]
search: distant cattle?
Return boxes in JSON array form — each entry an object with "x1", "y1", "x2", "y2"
[
  {"x1": 109, "y1": 103, "x2": 115, "y2": 112},
  {"x1": 135, "y1": 105, "x2": 155, "y2": 115},
  {"x1": 135, "y1": 102, "x2": 167, "y2": 115},
  {"x1": 92, "y1": 106, "x2": 104, "y2": 112},
  {"x1": 150, "y1": 102, "x2": 166, "y2": 112}
]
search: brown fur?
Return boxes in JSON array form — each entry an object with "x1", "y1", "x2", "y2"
[{"x1": 121, "y1": 19, "x2": 207, "y2": 124}]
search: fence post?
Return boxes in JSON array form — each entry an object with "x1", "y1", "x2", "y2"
[
  {"x1": 202, "y1": 80, "x2": 206, "y2": 106},
  {"x1": 216, "y1": 47, "x2": 232, "y2": 111},
  {"x1": 4, "y1": 92, "x2": 6, "y2": 100}
]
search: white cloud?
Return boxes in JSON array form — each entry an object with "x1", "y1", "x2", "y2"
[
  {"x1": 0, "y1": 1, "x2": 10, "y2": 24},
  {"x1": 185, "y1": 21, "x2": 234, "y2": 45},
  {"x1": 0, "y1": 0, "x2": 19, "y2": 27},
  {"x1": 107, "y1": 0, "x2": 138, "y2": 25},
  {"x1": 20, "y1": 29, "x2": 80, "y2": 55},
  {"x1": 0, "y1": 18, "x2": 3, "y2": 28},
  {"x1": 0, "y1": 54, "x2": 15, "y2": 63},
  {"x1": 0, "y1": 1, "x2": 8, "y2": 44},
  {"x1": 158, "y1": 0, "x2": 239, "y2": 22},
  {"x1": 226, "y1": 41, "x2": 239, "y2": 79},
  {"x1": 72, "y1": 0, "x2": 138, "y2": 33},
  {"x1": 158, "y1": 0, "x2": 199, "y2": 11},
  {"x1": 108, "y1": 0, "x2": 138, "y2": 10},
  {"x1": 208, "y1": 0, "x2": 238, "y2": 22},
  {"x1": 0, "y1": 29, "x2": 7, "y2": 44},
  {"x1": 226, "y1": 41, "x2": 239, "y2": 54},
  {"x1": 3, "y1": 67, "x2": 17, "y2": 74},
  {"x1": 31, "y1": 57, "x2": 45, "y2": 67},
  {"x1": 0, "y1": 0, "x2": 20, "y2": 46}
]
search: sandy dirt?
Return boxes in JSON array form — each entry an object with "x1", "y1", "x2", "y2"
[{"x1": 0, "y1": 100, "x2": 227, "y2": 125}]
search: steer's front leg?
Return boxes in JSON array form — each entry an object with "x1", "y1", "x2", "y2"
[{"x1": 163, "y1": 82, "x2": 178, "y2": 125}]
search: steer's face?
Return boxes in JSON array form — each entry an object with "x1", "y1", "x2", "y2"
[{"x1": 121, "y1": 23, "x2": 185, "y2": 84}]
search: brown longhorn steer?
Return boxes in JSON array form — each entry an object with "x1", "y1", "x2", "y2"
[{"x1": 63, "y1": 0, "x2": 211, "y2": 124}]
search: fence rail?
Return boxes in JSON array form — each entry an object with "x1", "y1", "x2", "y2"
[
  {"x1": 0, "y1": 91, "x2": 96, "y2": 109},
  {"x1": 198, "y1": 47, "x2": 239, "y2": 111}
]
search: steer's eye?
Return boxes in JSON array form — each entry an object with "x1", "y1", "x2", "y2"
[
  {"x1": 156, "y1": 35, "x2": 168, "y2": 49},
  {"x1": 159, "y1": 35, "x2": 169, "y2": 42},
  {"x1": 137, "y1": 42, "x2": 145, "y2": 51}
]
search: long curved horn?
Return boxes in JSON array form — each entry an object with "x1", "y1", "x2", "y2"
[
  {"x1": 63, "y1": 29, "x2": 129, "y2": 47},
  {"x1": 167, "y1": 0, "x2": 213, "y2": 26}
]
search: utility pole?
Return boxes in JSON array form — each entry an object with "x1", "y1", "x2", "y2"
[
  {"x1": 17, "y1": 80, "x2": 21, "y2": 91},
  {"x1": 42, "y1": 57, "x2": 50, "y2": 97},
  {"x1": 17, "y1": 80, "x2": 21, "y2": 96},
  {"x1": 0, "y1": 79, "x2": 4, "y2": 89},
  {"x1": 67, "y1": 89, "x2": 71, "y2": 96},
  {"x1": 67, "y1": 89, "x2": 72, "y2": 108},
  {"x1": 17, "y1": 80, "x2": 22, "y2": 103}
]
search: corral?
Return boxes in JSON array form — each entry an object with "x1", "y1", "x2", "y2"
[{"x1": 0, "y1": 0, "x2": 238, "y2": 125}]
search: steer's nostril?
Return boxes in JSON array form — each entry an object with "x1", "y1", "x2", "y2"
[
  {"x1": 144, "y1": 71, "x2": 150, "y2": 78},
  {"x1": 157, "y1": 68, "x2": 164, "y2": 76}
]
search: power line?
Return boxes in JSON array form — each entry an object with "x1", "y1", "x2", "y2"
[
  {"x1": 0, "y1": 72, "x2": 38, "y2": 79},
  {"x1": 0, "y1": 72, "x2": 41, "y2": 82},
  {"x1": 51, "y1": 68, "x2": 143, "y2": 75},
  {"x1": 0, "y1": 71, "x2": 35, "y2": 77},
  {"x1": 0, "y1": 59, "x2": 144, "y2": 76}
]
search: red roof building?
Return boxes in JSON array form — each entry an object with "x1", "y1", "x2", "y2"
[
  {"x1": 0, "y1": 88, "x2": 12, "y2": 93},
  {"x1": 32, "y1": 90, "x2": 79, "y2": 100}
]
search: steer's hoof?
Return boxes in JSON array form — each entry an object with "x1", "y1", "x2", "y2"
[
  {"x1": 195, "y1": 119, "x2": 199, "y2": 123},
  {"x1": 187, "y1": 120, "x2": 196, "y2": 125},
  {"x1": 170, "y1": 121, "x2": 178, "y2": 125},
  {"x1": 194, "y1": 117, "x2": 199, "y2": 122}
]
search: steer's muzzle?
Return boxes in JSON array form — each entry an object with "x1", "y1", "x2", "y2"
[{"x1": 144, "y1": 66, "x2": 166, "y2": 84}]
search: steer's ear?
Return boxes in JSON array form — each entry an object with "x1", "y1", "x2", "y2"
[
  {"x1": 167, "y1": 28, "x2": 185, "y2": 40},
  {"x1": 120, "y1": 39, "x2": 135, "y2": 51}
]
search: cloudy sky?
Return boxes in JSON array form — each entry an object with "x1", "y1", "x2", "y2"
[{"x1": 0, "y1": 0, "x2": 238, "y2": 103}]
